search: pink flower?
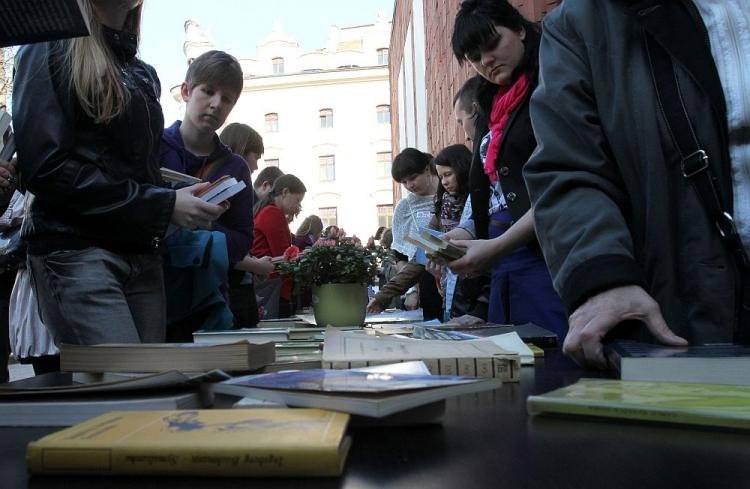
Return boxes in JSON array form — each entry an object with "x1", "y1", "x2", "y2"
[
  {"x1": 313, "y1": 238, "x2": 336, "y2": 248},
  {"x1": 367, "y1": 236, "x2": 375, "y2": 247},
  {"x1": 283, "y1": 245, "x2": 300, "y2": 261}
]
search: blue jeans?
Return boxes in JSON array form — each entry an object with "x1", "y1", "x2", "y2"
[{"x1": 28, "y1": 247, "x2": 166, "y2": 345}]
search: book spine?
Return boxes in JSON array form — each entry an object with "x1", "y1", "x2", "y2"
[
  {"x1": 525, "y1": 398, "x2": 750, "y2": 430},
  {"x1": 457, "y1": 358, "x2": 477, "y2": 377},
  {"x1": 493, "y1": 357, "x2": 520, "y2": 383},
  {"x1": 438, "y1": 358, "x2": 458, "y2": 376},
  {"x1": 26, "y1": 444, "x2": 345, "y2": 477},
  {"x1": 322, "y1": 356, "x2": 520, "y2": 380}
]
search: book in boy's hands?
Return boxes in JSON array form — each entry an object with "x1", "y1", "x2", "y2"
[
  {"x1": 605, "y1": 340, "x2": 750, "y2": 386},
  {"x1": 403, "y1": 229, "x2": 466, "y2": 262},
  {"x1": 0, "y1": 0, "x2": 91, "y2": 48},
  {"x1": 195, "y1": 175, "x2": 246, "y2": 205},
  {"x1": 160, "y1": 167, "x2": 202, "y2": 185},
  {"x1": 59, "y1": 341, "x2": 275, "y2": 373},
  {"x1": 213, "y1": 367, "x2": 501, "y2": 418},
  {"x1": 527, "y1": 378, "x2": 750, "y2": 430},
  {"x1": 26, "y1": 409, "x2": 352, "y2": 477}
]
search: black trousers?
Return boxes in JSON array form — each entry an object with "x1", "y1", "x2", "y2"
[{"x1": 418, "y1": 269, "x2": 444, "y2": 321}]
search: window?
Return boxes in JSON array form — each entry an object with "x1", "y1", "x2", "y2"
[
  {"x1": 376, "y1": 105, "x2": 391, "y2": 125},
  {"x1": 264, "y1": 113, "x2": 279, "y2": 132},
  {"x1": 272, "y1": 57, "x2": 284, "y2": 74},
  {"x1": 319, "y1": 108, "x2": 333, "y2": 129},
  {"x1": 376, "y1": 151, "x2": 392, "y2": 178},
  {"x1": 377, "y1": 204, "x2": 393, "y2": 229},
  {"x1": 319, "y1": 207, "x2": 338, "y2": 227},
  {"x1": 264, "y1": 159, "x2": 279, "y2": 168},
  {"x1": 377, "y1": 48, "x2": 389, "y2": 65},
  {"x1": 319, "y1": 155, "x2": 335, "y2": 181}
]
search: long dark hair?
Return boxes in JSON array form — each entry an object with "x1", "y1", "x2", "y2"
[
  {"x1": 433, "y1": 144, "x2": 472, "y2": 218},
  {"x1": 253, "y1": 173, "x2": 306, "y2": 217},
  {"x1": 451, "y1": 0, "x2": 541, "y2": 84}
]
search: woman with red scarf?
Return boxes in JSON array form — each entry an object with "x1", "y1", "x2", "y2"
[{"x1": 445, "y1": 0, "x2": 567, "y2": 338}]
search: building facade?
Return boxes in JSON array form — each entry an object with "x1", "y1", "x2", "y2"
[
  {"x1": 389, "y1": 0, "x2": 561, "y2": 181},
  {"x1": 169, "y1": 17, "x2": 394, "y2": 240}
]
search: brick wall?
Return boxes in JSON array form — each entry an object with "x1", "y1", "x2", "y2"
[{"x1": 389, "y1": 0, "x2": 560, "y2": 157}]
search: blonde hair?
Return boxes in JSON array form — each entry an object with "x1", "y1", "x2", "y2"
[{"x1": 66, "y1": 1, "x2": 143, "y2": 124}]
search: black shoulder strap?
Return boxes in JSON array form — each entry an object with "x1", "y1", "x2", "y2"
[{"x1": 637, "y1": 5, "x2": 750, "y2": 343}]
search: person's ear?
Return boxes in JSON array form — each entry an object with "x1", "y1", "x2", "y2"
[
  {"x1": 518, "y1": 27, "x2": 526, "y2": 41},
  {"x1": 180, "y1": 82, "x2": 190, "y2": 102}
]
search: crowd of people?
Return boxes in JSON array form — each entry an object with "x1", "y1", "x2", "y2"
[{"x1": 1, "y1": 0, "x2": 748, "y2": 381}]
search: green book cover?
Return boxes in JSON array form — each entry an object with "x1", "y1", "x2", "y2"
[{"x1": 527, "y1": 379, "x2": 750, "y2": 430}]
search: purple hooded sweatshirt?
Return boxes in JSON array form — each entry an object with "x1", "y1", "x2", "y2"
[{"x1": 160, "y1": 120, "x2": 253, "y2": 266}]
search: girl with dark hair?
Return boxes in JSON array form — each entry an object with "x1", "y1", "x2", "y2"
[
  {"x1": 252, "y1": 174, "x2": 306, "y2": 318},
  {"x1": 367, "y1": 148, "x2": 443, "y2": 320},
  {"x1": 446, "y1": 0, "x2": 567, "y2": 338}
]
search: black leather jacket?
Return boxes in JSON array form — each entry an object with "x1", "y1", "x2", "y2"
[{"x1": 12, "y1": 27, "x2": 175, "y2": 255}]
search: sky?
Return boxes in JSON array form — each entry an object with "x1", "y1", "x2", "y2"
[{"x1": 140, "y1": 0, "x2": 395, "y2": 122}]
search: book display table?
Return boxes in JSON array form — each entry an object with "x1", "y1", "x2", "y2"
[{"x1": 3, "y1": 350, "x2": 749, "y2": 488}]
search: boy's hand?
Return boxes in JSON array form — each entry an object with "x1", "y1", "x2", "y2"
[{"x1": 171, "y1": 182, "x2": 226, "y2": 230}]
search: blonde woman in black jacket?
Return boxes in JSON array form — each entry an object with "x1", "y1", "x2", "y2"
[{"x1": 12, "y1": 0, "x2": 225, "y2": 346}]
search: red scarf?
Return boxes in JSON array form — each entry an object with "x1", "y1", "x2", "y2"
[{"x1": 483, "y1": 73, "x2": 530, "y2": 183}]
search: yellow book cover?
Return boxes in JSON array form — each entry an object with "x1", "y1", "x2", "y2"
[
  {"x1": 527, "y1": 379, "x2": 750, "y2": 430},
  {"x1": 26, "y1": 409, "x2": 351, "y2": 477}
]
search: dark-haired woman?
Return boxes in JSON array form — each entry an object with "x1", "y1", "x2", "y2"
[
  {"x1": 367, "y1": 148, "x2": 443, "y2": 320},
  {"x1": 447, "y1": 0, "x2": 567, "y2": 338}
]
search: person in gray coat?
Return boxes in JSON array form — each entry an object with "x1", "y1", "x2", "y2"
[{"x1": 524, "y1": 0, "x2": 749, "y2": 368}]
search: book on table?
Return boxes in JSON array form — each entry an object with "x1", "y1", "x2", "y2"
[
  {"x1": 322, "y1": 327, "x2": 521, "y2": 381},
  {"x1": 414, "y1": 322, "x2": 559, "y2": 348},
  {"x1": 213, "y1": 366, "x2": 501, "y2": 418},
  {"x1": 26, "y1": 409, "x2": 352, "y2": 477},
  {"x1": 0, "y1": 370, "x2": 219, "y2": 427},
  {"x1": 527, "y1": 378, "x2": 750, "y2": 430},
  {"x1": 605, "y1": 340, "x2": 750, "y2": 386},
  {"x1": 193, "y1": 326, "x2": 326, "y2": 344},
  {"x1": 59, "y1": 341, "x2": 275, "y2": 373},
  {"x1": 0, "y1": 0, "x2": 90, "y2": 48}
]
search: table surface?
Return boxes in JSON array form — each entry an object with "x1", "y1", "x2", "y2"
[{"x1": 4, "y1": 350, "x2": 750, "y2": 489}]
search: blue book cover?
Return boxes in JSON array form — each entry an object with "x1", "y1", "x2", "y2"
[{"x1": 223, "y1": 369, "x2": 480, "y2": 394}]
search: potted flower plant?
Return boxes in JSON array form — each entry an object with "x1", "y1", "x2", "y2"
[{"x1": 277, "y1": 235, "x2": 386, "y2": 326}]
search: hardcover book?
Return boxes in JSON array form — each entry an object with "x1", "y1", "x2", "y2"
[
  {"x1": 26, "y1": 409, "x2": 351, "y2": 477},
  {"x1": 527, "y1": 379, "x2": 750, "y2": 430},
  {"x1": 59, "y1": 341, "x2": 275, "y2": 373},
  {"x1": 213, "y1": 368, "x2": 501, "y2": 418},
  {"x1": 605, "y1": 340, "x2": 750, "y2": 386}
]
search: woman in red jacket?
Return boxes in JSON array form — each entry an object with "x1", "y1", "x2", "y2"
[{"x1": 252, "y1": 174, "x2": 306, "y2": 318}]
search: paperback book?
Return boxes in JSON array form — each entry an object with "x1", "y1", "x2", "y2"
[
  {"x1": 527, "y1": 378, "x2": 750, "y2": 430},
  {"x1": 605, "y1": 340, "x2": 750, "y2": 386},
  {"x1": 213, "y1": 368, "x2": 501, "y2": 418},
  {"x1": 322, "y1": 327, "x2": 521, "y2": 381},
  {"x1": 403, "y1": 230, "x2": 466, "y2": 262},
  {"x1": 59, "y1": 341, "x2": 275, "y2": 373},
  {"x1": 26, "y1": 409, "x2": 351, "y2": 477}
]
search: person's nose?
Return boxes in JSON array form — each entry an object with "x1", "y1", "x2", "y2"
[{"x1": 480, "y1": 50, "x2": 493, "y2": 68}]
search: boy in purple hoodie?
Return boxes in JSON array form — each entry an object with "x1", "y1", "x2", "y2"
[{"x1": 161, "y1": 50, "x2": 271, "y2": 338}]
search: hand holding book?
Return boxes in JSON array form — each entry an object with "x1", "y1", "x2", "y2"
[{"x1": 169, "y1": 181, "x2": 230, "y2": 231}]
